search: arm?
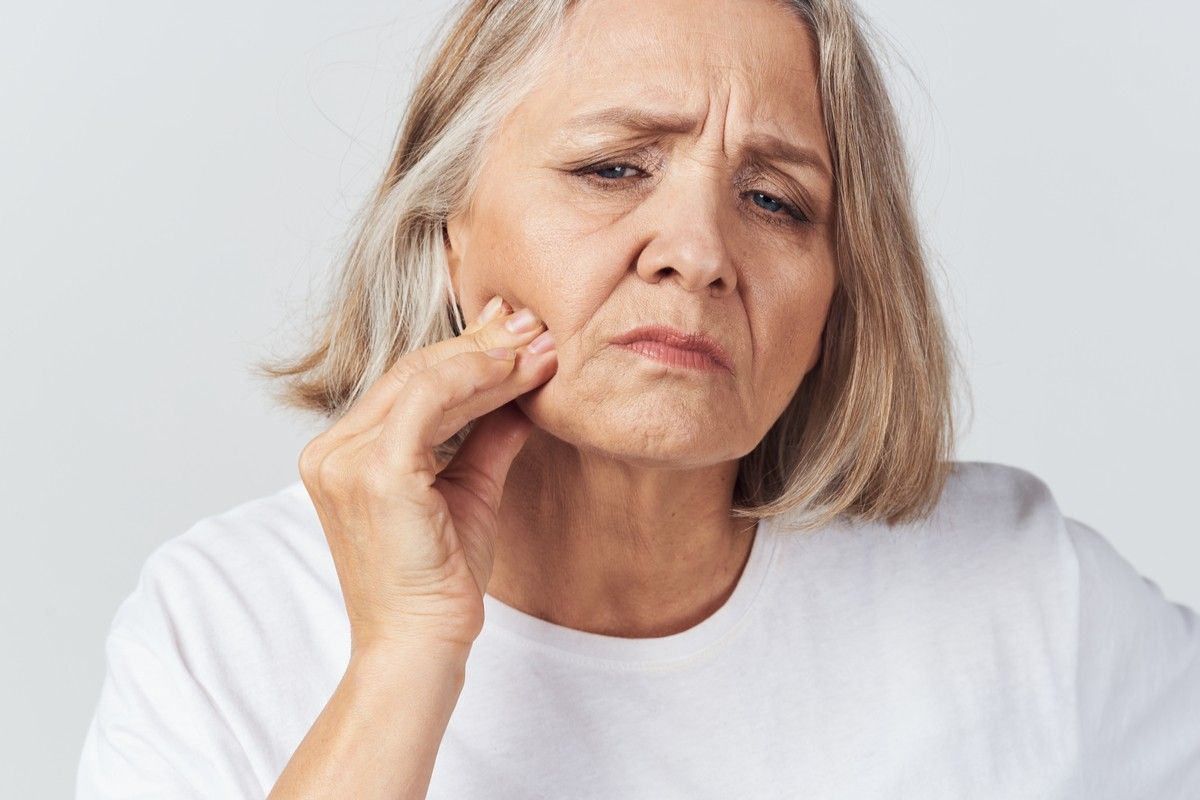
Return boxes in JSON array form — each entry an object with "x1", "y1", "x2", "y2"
[
  {"x1": 267, "y1": 641, "x2": 470, "y2": 800},
  {"x1": 1068, "y1": 516, "x2": 1200, "y2": 798}
]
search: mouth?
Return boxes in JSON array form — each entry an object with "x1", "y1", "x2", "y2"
[{"x1": 609, "y1": 325, "x2": 732, "y2": 373}]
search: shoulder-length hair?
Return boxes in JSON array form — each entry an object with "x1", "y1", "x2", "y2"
[{"x1": 255, "y1": 0, "x2": 968, "y2": 532}]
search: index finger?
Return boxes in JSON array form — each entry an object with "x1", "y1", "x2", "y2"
[{"x1": 327, "y1": 295, "x2": 544, "y2": 440}]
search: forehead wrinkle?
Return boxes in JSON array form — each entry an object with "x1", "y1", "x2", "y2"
[{"x1": 556, "y1": 102, "x2": 830, "y2": 181}]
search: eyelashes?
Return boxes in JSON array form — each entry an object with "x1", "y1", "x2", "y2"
[{"x1": 570, "y1": 159, "x2": 813, "y2": 229}]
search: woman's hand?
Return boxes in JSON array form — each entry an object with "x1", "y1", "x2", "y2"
[{"x1": 297, "y1": 296, "x2": 556, "y2": 657}]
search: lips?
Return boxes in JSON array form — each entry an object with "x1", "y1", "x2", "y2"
[{"x1": 609, "y1": 325, "x2": 732, "y2": 371}]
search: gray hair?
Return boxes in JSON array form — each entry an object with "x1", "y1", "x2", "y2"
[{"x1": 256, "y1": 0, "x2": 966, "y2": 532}]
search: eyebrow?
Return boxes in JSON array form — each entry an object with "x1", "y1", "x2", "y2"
[{"x1": 561, "y1": 105, "x2": 832, "y2": 180}]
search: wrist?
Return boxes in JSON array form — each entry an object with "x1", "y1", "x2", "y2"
[{"x1": 348, "y1": 636, "x2": 471, "y2": 683}]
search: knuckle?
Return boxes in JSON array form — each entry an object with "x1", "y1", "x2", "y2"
[
  {"x1": 467, "y1": 329, "x2": 493, "y2": 350},
  {"x1": 387, "y1": 361, "x2": 417, "y2": 391},
  {"x1": 470, "y1": 326, "x2": 515, "y2": 354},
  {"x1": 315, "y1": 442, "x2": 355, "y2": 494},
  {"x1": 403, "y1": 367, "x2": 445, "y2": 404},
  {"x1": 462, "y1": 347, "x2": 499, "y2": 371},
  {"x1": 298, "y1": 435, "x2": 328, "y2": 484},
  {"x1": 455, "y1": 352, "x2": 493, "y2": 391}
]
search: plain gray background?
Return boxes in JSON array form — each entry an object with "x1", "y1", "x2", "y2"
[{"x1": 2, "y1": 0, "x2": 1196, "y2": 793}]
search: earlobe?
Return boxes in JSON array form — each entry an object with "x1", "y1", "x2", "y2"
[
  {"x1": 443, "y1": 221, "x2": 461, "y2": 296},
  {"x1": 443, "y1": 214, "x2": 469, "y2": 296},
  {"x1": 444, "y1": 224, "x2": 464, "y2": 333}
]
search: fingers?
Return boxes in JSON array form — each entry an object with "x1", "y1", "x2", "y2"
[
  {"x1": 436, "y1": 401, "x2": 536, "y2": 516},
  {"x1": 372, "y1": 334, "x2": 557, "y2": 480},
  {"x1": 424, "y1": 331, "x2": 557, "y2": 446},
  {"x1": 461, "y1": 294, "x2": 506, "y2": 336},
  {"x1": 330, "y1": 295, "x2": 548, "y2": 441}
]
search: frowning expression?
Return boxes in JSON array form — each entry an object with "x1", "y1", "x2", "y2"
[{"x1": 446, "y1": 0, "x2": 837, "y2": 466}]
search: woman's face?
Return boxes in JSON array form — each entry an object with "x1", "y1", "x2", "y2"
[{"x1": 446, "y1": 0, "x2": 837, "y2": 467}]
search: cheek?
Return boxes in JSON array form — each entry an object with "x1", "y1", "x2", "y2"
[
  {"x1": 467, "y1": 188, "x2": 616, "y2": 342},
  {"x1": 748, "y1": 250, "x2": 836, "y2": 374}
]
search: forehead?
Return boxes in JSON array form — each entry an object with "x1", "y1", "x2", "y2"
[{"x1": 518, "y1": 0, "x2": 823, "y2": 140}]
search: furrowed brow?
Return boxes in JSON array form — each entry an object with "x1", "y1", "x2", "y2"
[
  {"x1": 561, "y1": 105, "x2": 831, "y2": 179},
  {"x1": 562, "y1": 105, "x2": 698, "y2": 136}
]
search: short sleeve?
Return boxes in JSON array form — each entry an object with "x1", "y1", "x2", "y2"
[
  {"x1": 1067, "y1": 515, "x2": 1200, "y2": 798},
  {"x1": 75, "y1": 546, "x2": 264, "y2": 799}
]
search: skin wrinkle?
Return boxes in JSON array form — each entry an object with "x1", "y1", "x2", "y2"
[{"x1": 444, "y1": 0, "x2": 837, "y2": 638}]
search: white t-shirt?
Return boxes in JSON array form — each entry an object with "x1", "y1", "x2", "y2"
[{"x1": 75, "y1": 461, "x2": 1200, "y2": 799}]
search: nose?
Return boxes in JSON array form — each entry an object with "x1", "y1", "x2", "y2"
[{"x1": 634, "y1": 159, "x2": 739, "y2": 297}]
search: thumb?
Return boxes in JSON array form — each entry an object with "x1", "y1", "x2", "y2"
[{"x1": 438, "y1": 401, "x2": 535, "y2": 514}]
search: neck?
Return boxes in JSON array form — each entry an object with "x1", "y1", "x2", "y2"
[{"x1": 487, "y1": 428, "x2": 759, "y2": 638}]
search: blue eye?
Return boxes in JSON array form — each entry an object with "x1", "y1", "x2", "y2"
[
  {"x1": 575, "y1": 161, "x2": 811, "y2": 228},
  {"x1": 751, "y1": 192, "x2": 787, "y2": 214},
  {"x1": 592, "y1": 164, "x2": 640, "y2": 180},
  {"x1": 748, "y1": 192, "x2": 811, "y2": 227}
]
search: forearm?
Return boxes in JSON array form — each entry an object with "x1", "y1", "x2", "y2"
[{"x1": 268, "y1": 642, "x2": 469, "y2": 800}]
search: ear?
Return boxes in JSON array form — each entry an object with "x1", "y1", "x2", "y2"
[{"x1": 444, "y1": 211, "x2": 471, "y2": 300}]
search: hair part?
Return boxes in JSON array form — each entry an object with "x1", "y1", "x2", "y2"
[{"x1": 255, "y1": 0, "x2": 969, "y2": 533}]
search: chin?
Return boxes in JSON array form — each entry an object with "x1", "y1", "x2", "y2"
[{"x1": 516, "y1": 387, "x2": 738, "y2": 467}]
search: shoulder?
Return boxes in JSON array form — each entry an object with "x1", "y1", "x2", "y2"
[
  {"x1": 927, "y1": 459, "x2": 1065, "y2": 535},
  {"x1": 765, "y1": 461, "x2": 1200, "y2": 792},
  {"x1": 767, "y1": 459, "x2": 1079, "y2": 621},
  {"x1": 150, "y1": 478, "x2": 324, "y2": 570},
  {"x1": 781, "y1": 459, "x2": 1075, "y2": 572},
  {"x1": 109, "y1": 479, "x2": 342, "y2": 664},
  {"x1": 134, "y1": 479, "x2": 330, "y2": 599},
  {"x1": 766, "y1": 459, "x2": 1090, "y2": 674},
  {"x1": 153, "y1": 478, "x2": 324, "y2": 564},
  {"x1": 922, "y1": 461, "x2": 1198, "y2": 627},
  {"x1": 81, "y1": 480, "x2": 346, "y2": 794},
  {"x1": 897, "y1": 459, "x2": 1076, "y2": 576},
  {"x1": 777, "y1": 459, "x2": 1070, "y2": 546}
]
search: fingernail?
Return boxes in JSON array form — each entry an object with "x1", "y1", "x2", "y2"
[
  {"x1": 476, "y1": 295, "x2": 503, "y2": 326},
  {"x1": 527, "y1": 329, "x2": 556, "y2": 354},
  {"x1": 485, "y1": 346, "x2": 514, "y2": 360},
  {"x1": 505, "y1": 307, "x2": 539, "y2": 333}
]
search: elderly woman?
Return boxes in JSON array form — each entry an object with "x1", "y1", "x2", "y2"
[{"x1": 77, "y1": 0, "x2": 1200, "y2": 797}]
